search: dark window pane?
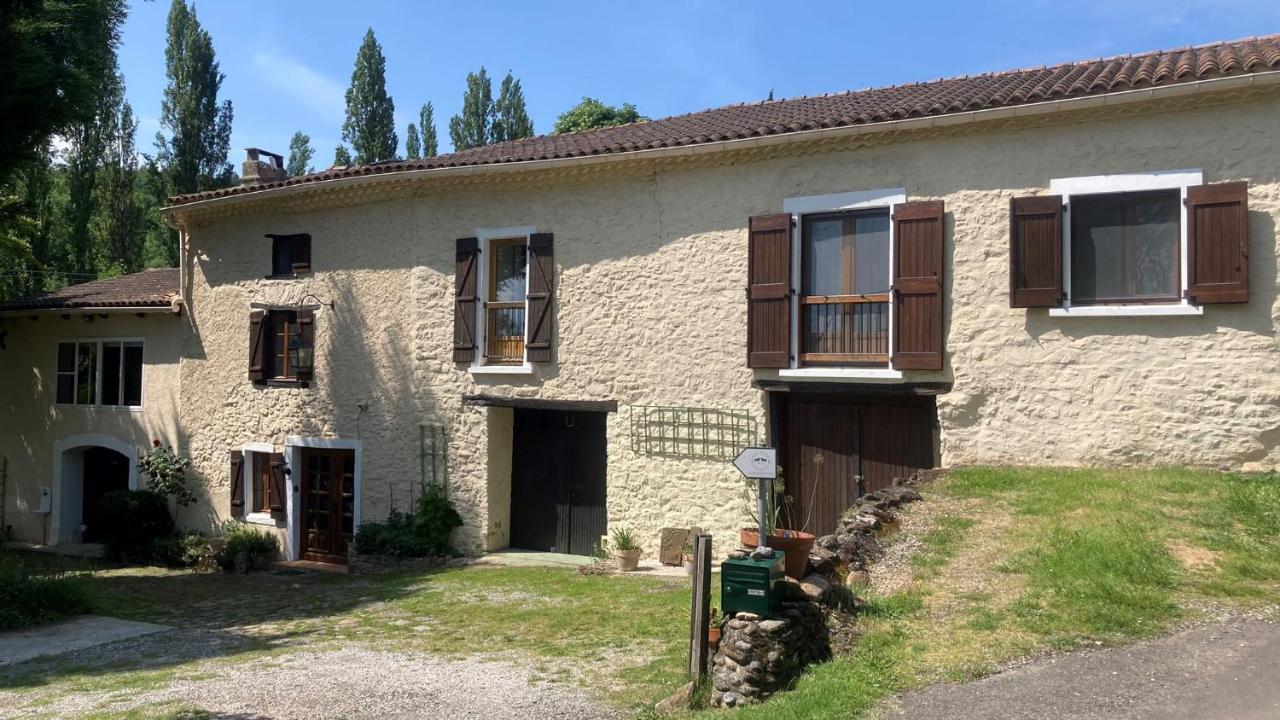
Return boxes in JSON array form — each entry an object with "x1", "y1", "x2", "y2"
[
  {"x1": 56, "y1": 375, "x2": 74, "y2": 404},
  {"x1": 76, "y1": 343, "x2": 96, "y2": 405},
  {"x1": 803, "y1": 218, "x2": 844, "y2": 295},
  {"x1": 853, "y1": 213, "x2": 890, "y2": 294},
  {"x1": 57, "y1": 343, "x2": 75, "y2": 373},
  {"x1": 272, "y1": 237, "x2": 292, "y2": 275},
  {"x1": 1072, "y1": 191, "x2": 1179, "y2": 303},
  {"x1": 252, "y1": 453, "x2": 265, "y2": 512},
  {"x1": 101, "y1": 343, "x2": 122, "y2": 406},
  {"x1": 123, "y1": 342, "x2": 143, "y2": 406},
  {"x1": 492, "y1": 241, "x2": 527, "y2": 302}
]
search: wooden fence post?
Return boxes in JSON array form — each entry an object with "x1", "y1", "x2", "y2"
[{"x1": 689, "y1": 533, "x2": 713, "y2": 679}]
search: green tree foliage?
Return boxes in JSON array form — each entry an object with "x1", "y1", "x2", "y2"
[
  {"x1": 97, "y1": 99, "x2": 144, "y2": 275},
  {"x1": 334, "y1": 145, "x2": 352, "y2": 166},
  {"x1": 448, "y1": 67, "x2": 494, "y2": 151},
  {"x1": 62, "y1": 74, "x2": 122, "y2": 277},
  {"x1": 342, "y1": 28, "x2": 397, "y2": 164},
  {"x1": 157, "y1": 0, "x2": 234, "y2": 196},
  {"x1": 553, "y1": 97, "x2": 647, "y2": 135},
  {"x1": 491, "y1": 72, "x2": 533, "y2": 143},
  {"x1": 287, "y1": 131, "x2": 314, "y2": 176},
  {"x1": 405, "y1": 123, "x2": 420, "y2": 159},
  {"x1": 0, "y1": 0, "x2": 127, "y2": 181},
  {"x1": 420, "y1": 103, "x2": 438, "y2": 157}
]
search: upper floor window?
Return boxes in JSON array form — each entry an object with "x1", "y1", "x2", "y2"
[
  {"x1": 485, "y1": 237, "x2": 528, "y2": 365},
  {"x1": 453, "y1": 229, "x2": 555, "y2": 371},
  {"x1": 56, "y1": 340, "x2": 143, "y2": 407},
  {"x1": 267, "y1": 233, "x2": 311, "y2": 277},
  {"x1": 1070, "y1": 190, "x2": 1179, "y2": 305},
  {"x1": 249, "y1": 309, "x2": 314, "y2": 385},
  {"x1": 800, "y1": 210, "x2": 891, "y2": 366}
]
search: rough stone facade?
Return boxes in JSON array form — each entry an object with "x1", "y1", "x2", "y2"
[
  {"x1": 710, "y1": 605, "x2": 831, "y2": 707},
  {"x1": 8, "y1": 89, "x2": 1270, "y2": 557}
]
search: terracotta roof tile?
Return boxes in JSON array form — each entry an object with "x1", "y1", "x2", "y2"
[
  {"x1": 170, "y1": 34, "x2": 1280, "y2": 207},
  {"x1": 0, "y1": 269, "x2": 180, "y2": 311}
]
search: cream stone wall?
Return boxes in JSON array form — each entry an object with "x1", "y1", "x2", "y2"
[
  {"x1": 176, "y1": 92, "x2": 1280, "y2": 558},
  {"x1": 0, "y1": 313, "x2": 186, "y2": 543}
]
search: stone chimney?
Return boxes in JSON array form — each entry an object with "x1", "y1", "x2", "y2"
[{"x1": 241, "y1": 148, "x2": 287, "y2": 185}]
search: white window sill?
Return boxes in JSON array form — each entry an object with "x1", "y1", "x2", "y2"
[
  {"x1": 55, "y1": 404, "x2": 143, "y2": 412},
  {"x1": 245, "y1": 512, "x2": 281, "y2": 527},
  {"x1": 469, "y1": 364, "x2": 535, "y2": 376},
  {"x1": 775, "y1": 367, "x2": 904, "y2": 381},
  {"x1": 1049, "y1": 304, "x2": 1204, "y2": 318}
]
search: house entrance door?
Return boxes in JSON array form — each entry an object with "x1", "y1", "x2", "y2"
[
  {"x1": 299, "y1": 448, "x2": 355, "y2": 563},
  {"x1": 510, "y1": 409, "x2": 607, "y2": 556}
]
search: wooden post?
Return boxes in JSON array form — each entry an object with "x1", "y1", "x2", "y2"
[{"x1": 689, "y1": 533, "x2": 713, "y2": 679}]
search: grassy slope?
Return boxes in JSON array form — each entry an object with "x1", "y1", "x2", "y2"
[{"x1": 701, "y1": 467, "x2": 1280, "y2": 720}]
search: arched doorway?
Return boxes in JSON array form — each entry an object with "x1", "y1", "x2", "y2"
[{"x1": 51, "y1": 434, "x2": 139, "y2": 545}]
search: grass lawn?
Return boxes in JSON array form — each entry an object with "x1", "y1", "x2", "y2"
[
  {"x1": 3, "y1": 467, "x2": 1276, "y2": 719},
  {"x1": 697, "y1": 467, "x2": 1280, "y2": 720}
]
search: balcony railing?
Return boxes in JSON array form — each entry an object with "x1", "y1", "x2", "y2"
[
  {"x1": 485, "y1": 302, "x2": 525, "y2": 364},
  {"x1": 800, "y1": 294, "x2": 889, "y2": 366}
]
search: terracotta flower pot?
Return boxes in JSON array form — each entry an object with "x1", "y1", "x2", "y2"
[
  {"x1": 617, "y1": 548, "x2": 641, "y2": 572},
  {"x1": 739, "y1": 528, "x2": 816, "y2": 580},
  {"x1": 707, "y1": 626, "x2": 722, "y2": 650}
]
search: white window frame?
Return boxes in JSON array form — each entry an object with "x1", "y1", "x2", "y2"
[
  {"x1": 54, "y1": 337, "x2": 145, "y2": 410},
  {"x1": 470, "y1": 225, "x2": 536, "y2": 375},
  {"x1": 1049, "y1": 169, "x2": 1204, "y2": 318},
  {"x1": 240, "y1": 442, "x2": 279, "y2": 527},
  {"x1": 774, "y1": 188, "x2": 907, "y2": 381}
]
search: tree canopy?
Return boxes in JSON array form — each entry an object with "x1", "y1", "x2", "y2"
[
  {"x1": 342, "y1": 28, "x2": 397, "y2": 164},
  {"x1": 419, "y1": 103, "x2": 438, "y2": 157},
  {"x1": 491, "y1": 72, "x2": 533, "y2": 143},
  {"x1": 448, "y1": 67, "x2": 494, "y2": 152},
  {"x1": 553, "y1": 98, "x2": 647, "y2": 135},
  {"x1": 158, "y1": 0, "x2": 234, "y2": 196},
  {"x1": 287, "y1": 132, "x2": 314, "y2": 176}
]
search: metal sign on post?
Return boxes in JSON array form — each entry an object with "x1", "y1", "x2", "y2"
[{"x1": 733, "y1": 447, "x2": 778, "y2": 550}]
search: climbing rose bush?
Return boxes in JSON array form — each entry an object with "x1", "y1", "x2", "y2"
[{"x1": 138, "y1": 440, "x2": 196, "y2": 507}]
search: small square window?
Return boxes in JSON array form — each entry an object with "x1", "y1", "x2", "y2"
[{"x1": 268, "y1": 234, "x2": 311, "y2": 276}]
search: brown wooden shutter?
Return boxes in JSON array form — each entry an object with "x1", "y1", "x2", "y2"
[
  {"x1": 526, "y1": 233, "x2": 555, "y2": 363},
  {"x1": 268, "y1": 453, "x2": 287, "y2": 518},
  {"x1": 454, "y1": 237, "x2": 479, "y2": 362},
  {"x1": 229, "y1": 450, "x2": 245, "y2": 519},
  {"x1": 291, "y1": 234, "x2": 311, "y2": 273},
  {"x1": 1009, "y1": 195, "x2": 1064, "y2": 308},
  {"x1": 249, "y1": 310, "x2": 267, "y2": 381},
  {"x1": 892, "y1": 201, "x2": 945, "y2": 370},
  {"x1": 1186, "y1": 182, "x2": 1249, "y2": 304},
  {"x1": 295, "y1": 309, "x2": 315, "y2": 383},
  {"x1": 747, "y1": 214, "x2": 792, "y2": 368}
]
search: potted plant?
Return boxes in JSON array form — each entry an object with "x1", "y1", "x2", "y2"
[
  {"x1": 708, "y1": 607, "x2": 722, "y2": 649},
  {"x1": 739, "y1": 476, "x2": 815, "y2": 580},
  {"x1": 611, "y1": 527, "x2": 642, "y2": 572},
  {"x1": 682, "y1": 541, "x2": 695, "y2": 575}
]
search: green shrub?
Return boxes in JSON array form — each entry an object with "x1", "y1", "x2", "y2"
[
  {"x1": 152, "y1": 531, "x2": 212, "y2": 567},
  {"x1": 0, "y1": 553, "x2": 93, "y2": 630},
  {"x1": 355, "y1": 482, "x2": 462, "y2": 558},
  {"x1": 100, "y1": 489, "x2": 175, "y2": 562},
  {"x1": 216, "y1": 521, "x2": 279, "y2": 572}
]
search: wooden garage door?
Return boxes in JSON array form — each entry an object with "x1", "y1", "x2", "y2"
[
  {"x1": 510, "y1": 409, "x2": 608, "y2": 556},
  {"x1": 782, "y1": 395, "x2": 936, "y2": 536}
]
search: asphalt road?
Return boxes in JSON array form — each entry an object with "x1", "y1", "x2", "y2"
[{"x1": 884, "y1": 617, "x2": 1280, "y2": 720}]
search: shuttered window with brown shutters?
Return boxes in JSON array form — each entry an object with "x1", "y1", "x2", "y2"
[
  {"x1": 453, "y1": 237, "x2": 479, "y2": 363},
  {"x1": 1009, "y1": 196, "x2": 1064, "y2": 308},
  {"x1": 1187, "y1": 182, "x2": 1249, "y2": 304},
  {"x1": 526, "y1": 233, "x2": 555, "y2": 363},
  {"x1": 891, "y1": 201, "x2": 945, "y2": 370},
  {"x1": 248, "y1": 310, "x2": 266, "y2": 381},
  {"x1": 248, "y1": 309, "x2": 316, "y2": 385},
  {"x1": 229, "y1": 450, "x2": 245, "y2": 519},
  {"x1": 268, "y1": 453, "x2": 287, "y2": 518},
  {"x1": 746, "y1": 214, "x2": 793, "y2": 368}
]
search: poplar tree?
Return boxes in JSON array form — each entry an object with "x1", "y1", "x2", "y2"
[
  {"x1": 405, "y1": 123, "x2": 421, "y2": 159},
  {"x1": 63, "y1": 69, "x2": 121, "y2": 276},
  {"x1": 342, "y1": 29, "x2": 397, "y2": 164},
  {"x1": 334, "y1": 145, "x2": 352, "y2": 166},
  {"x1": 448, "y1": 67, "x2": 494, "y2": 151},
  {"x1": 98, "y1": 95, "x2": 143, "y2": 274},
  {"x1": 420, "y1": 103, "x2": 438, "y2": 157},
  {"x1": 287, "y1": 132, "x2": 314, "y2": 176},
  {"x1": 157, "y1": 0, "x2": 234, "y2": 196},
  {"x1": 491, "y1": 72, "x2": 533, "y2": 143}
]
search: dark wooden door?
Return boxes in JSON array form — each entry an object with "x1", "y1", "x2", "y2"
[
  {"x1": 300, "y1": 448, "x2": 355, "y2": 563},
  {"x1": 782, "y1": 396, "x2": 935, "y2": 536},
  {"x1": 510, "y1": 409, "x2": 607, "y2": 556},
  {"x1": 82, "y1": 447, "x2": 129, "y2": 543}
]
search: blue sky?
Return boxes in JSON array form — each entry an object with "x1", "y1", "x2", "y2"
[{"x1": 117, "y1": 1, "x2": 1280, "y2": 166}]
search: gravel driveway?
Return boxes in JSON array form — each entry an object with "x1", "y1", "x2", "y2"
[
  {"x1": 0, "y1": 635, "x2": 619, "y2": 719},
  {"x1": 882, "y1": 616, "x2": 1280, "y2": 720}
]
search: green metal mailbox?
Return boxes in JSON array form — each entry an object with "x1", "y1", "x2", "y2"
[{"x1": 721, "y1": 553, "x2": 785, "y2": 616}]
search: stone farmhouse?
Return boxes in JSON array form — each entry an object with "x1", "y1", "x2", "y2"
[{"x1": 2, "y1": 36, "x2": 1278, "y2": 564}]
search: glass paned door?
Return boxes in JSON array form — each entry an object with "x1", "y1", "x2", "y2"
[{"x1": 300, "y1": 448, "x2": 355, "y2": 562}]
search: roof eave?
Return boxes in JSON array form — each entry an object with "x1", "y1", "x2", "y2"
[
  {"x1": 0, "y1": 301, "x2": 183, "y2": 317},
  {"x1": 163, "y1": 70, "x2": 1280, "y2": 216}
]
